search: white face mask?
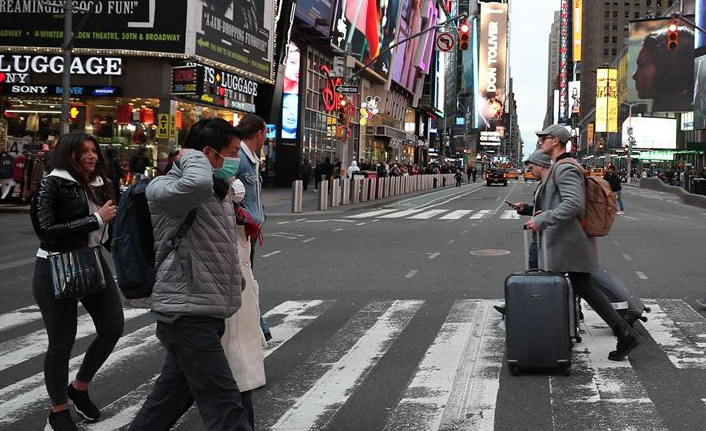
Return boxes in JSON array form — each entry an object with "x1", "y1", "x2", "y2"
[{"x1": 230, "y1": 179, "x2": 246, "y2": 203}]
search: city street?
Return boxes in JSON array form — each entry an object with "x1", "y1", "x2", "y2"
[{"x1": 1, "y1": 182, "x2": 706, "y2": 430}]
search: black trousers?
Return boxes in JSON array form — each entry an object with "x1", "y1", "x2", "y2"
[
  {"x1": 32, "y1": 257, "x2": 124, "y2": 405},
  {"x1": 567, "y1": 271, "x2": 623, "y2": 331},
  {"x1": 128, "y1": 316, "x2": 252, "y2": 431}
]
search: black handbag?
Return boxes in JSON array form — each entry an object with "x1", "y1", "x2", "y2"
[{"x1": 48, "y1": 225, "x2": 108, "y2": 300}]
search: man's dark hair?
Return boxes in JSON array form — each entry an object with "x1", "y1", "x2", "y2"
[
  {"x1": 183, "y1": 118, "x2": 238, "y2": 152},
  {"x1": 234, "y1": 114, "x2": 266, "y2": 140}
]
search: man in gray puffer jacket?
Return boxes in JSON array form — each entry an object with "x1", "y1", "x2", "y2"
[{"x1": 129, "y1": 119, "x2": 251, "y2": 431}]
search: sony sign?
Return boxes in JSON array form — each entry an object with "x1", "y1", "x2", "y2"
[{"x1": 0, "y1": 55, "x2": 122, "y2": 75}]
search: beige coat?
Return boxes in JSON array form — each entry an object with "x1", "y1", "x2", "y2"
[{"x1": 221, "y1": 225, "x2": 266, "y2": 391}]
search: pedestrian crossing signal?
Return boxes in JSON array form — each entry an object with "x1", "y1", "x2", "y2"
[
  {"x1": 459, "y1": 20, "x2": 470, "y2": 51},
  {"x1": 667, "y1": 21, "x2": 679, "y2": 51}
]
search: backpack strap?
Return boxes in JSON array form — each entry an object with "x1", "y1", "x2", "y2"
[{"x1": 166, "y1": 209, "x2": 197, "y2": 250}]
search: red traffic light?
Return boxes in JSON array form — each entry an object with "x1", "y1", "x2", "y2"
[
  {"x1": 667, "y1": 21, "x2": 679, "y2": 50},
  {"x1": 458, "y1": 20, "x2": 470, "y2": 51}
]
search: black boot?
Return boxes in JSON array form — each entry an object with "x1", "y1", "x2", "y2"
[{"x1": 608, "y1": 320, "x2": 643, "y2": 361}]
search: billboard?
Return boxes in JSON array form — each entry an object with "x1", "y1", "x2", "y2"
[
  {"x1": 281, "y1": 42, "x2": 300, "y2": 140},
  {"x1": 476, "y1": 2, "x2": 508, "y2": 145},
  {"x1": 595, "y1": 68, "x2": 618, "y2": 133},
  {"x1": 333, "y1": 0, "x2": 402, "y2": 79},
  {"x1": 553, "y1": 89, "x2": 560, "y2": 124},
  {"x1": 194, "y1": 0, "x2": 276, "y2": 82},
  {"x1": 697, "y1": 0, "x2": 706, "y2": 56},
  {"x1": 621, "y1": 117, "x2": 677, "y2": 149},
  {"x1": 0, "y1": 0, "x2": 187, "y2": 54},
  {"x1": 628, "y1": 18, "x2": 694, "y2": 112},
  {"x1": 558, "y1": 0, "x2": 569, "y2": 121},
  {"x1": 695, "y1": 0, "x2": 706, "y2": 127},
  {"x1": 573, "y1": 0, "x2": 582, "y2": 62},
  {"x1": 569, "y1": 80, "x2": 580, "y2": 116},
  {"x1": 295, "y1": 0, "x2": 336, "y2": 36},
  {"x1": 391, "y1": 0, "x2": 422, "y2": 91}
]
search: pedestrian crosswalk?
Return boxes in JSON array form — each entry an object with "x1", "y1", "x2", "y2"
[
  {"x1": 0, "y1": 298, "x2": 704, "y2": 430},
  {"x1": 347, "y1": 208, "x2": 523, "y2": 222}
]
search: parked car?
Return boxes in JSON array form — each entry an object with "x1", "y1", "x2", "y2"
[{"x1": 486, "y1": 168, "x2": 507, "y2": 186}]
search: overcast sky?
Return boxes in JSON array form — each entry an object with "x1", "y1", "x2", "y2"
[{"x1": 509, "y1": 0, "x2": 559, "y2": 158}]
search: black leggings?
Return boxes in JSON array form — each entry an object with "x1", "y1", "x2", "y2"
[
  {"x1": 568, "y1": 272, "x2": 623, "y2": 331},
  {"x1": 32, "y1": 257, "x2": 124, "y2": 405}
]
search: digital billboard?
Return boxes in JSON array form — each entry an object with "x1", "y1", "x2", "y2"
[
  {"x1": 281, "y1": 42, "x2": 300, "y2": 140},
  {"x1": 694, "y1": 0, "x2": 706, "y2": 127},
  {"x1": 476, "y1": 2, "x2": 508, "y2": 146},
  {"x1": 295, "y1": 0, "x2": 336, "y2": 36},
  {"x1": 559, "y1": 0, "x2": 569, "y2": 121},
  {"x1": 621, "y1": 117, "x2": 677, "y2": 149},
  {"x1": 391, "y1": 0, "x2": 424, "y2": 91},
  {"x1": 194, "y1": 0, "x2": 276, "y2": 82},
  {"x1": 595, "y1": 68, "x2": 618, "y2": 133},
  {"x1": 569, "y1": 80, "x2": 580, "y2": 116},
  {"x1": 573, "y1": 0, "x2": 582, "y2": 62},
  {"x1": 333, "y1": 0, "x2": 402, "y2": 79},
  {"x1": 628, "y1": 18, "x2": 694, "y2": 112}
]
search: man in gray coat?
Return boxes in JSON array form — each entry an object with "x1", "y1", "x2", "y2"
[
  {"x1": 129, "y1": 119, "x2": 252, "y2": 431},
  {"x1": 525, "y1": 125, "x2": 642, "y2": 361}
]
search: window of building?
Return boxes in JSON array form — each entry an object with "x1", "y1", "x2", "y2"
[
  {"x1": 624, "y1": 1, "x2": 629, "y2": 5},
  {"x1": 605, "y1": 10, "x2": 610, "y2": 18},
  {"x1": 668, "y1": 0, "x2": 674, "y2": 6},
  {"x1": 647, "y1": 0, "x2": 651, "y2": 6},
  {"x1": 612, "y1": 36, "x2": 618, "y2": 43},
  {"x1": 634, "y1": 11, "x2": 640, "y2": 18},
  {"x1": 605, "y1": 23, "x2": 611, "y2": 31},
  {"x1": 605, "y1": 36, "x2": 610, "y2": 43},
  {"x1": 604, "y1": 48, "x2": 610, "y2": 56},
  {"x1": 613, "y1": 23, "x2": 618, "y2": 30},
  {"x1": 625, "y1": 10, "x2": 630, "y2": 18},
  {"x1": 612, "y1": 48, "x2": 618, "y2": 56},
  {"x1": 613, "y1": 10, "x2": 618, "y2": 18}
]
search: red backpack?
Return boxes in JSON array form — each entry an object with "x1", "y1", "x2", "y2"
[{"x1": 552, "y1": 158, "x2": 617, "y2": 237}]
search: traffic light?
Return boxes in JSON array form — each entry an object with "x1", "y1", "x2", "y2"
[
  {"x1": 667, "y1": 21, "x2": 679, "y2": 51},
  {"x1": 458, "y1": 20, "x2": 470, "y2": 51}
]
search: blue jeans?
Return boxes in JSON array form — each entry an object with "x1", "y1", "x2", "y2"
[
  {"x1": 614, "y1": 191, "x2": 624, "y2": 212},
  {"x1": 128, "y1": 316, "x2": 252, "y2": 431}
]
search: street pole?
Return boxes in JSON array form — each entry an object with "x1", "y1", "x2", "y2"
[{"x1": 61, "y1": 0, "x2": 73, "y2": 135}]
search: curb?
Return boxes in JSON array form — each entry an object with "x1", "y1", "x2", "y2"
[{"x1": 0, "y1": 206, "x2": 30, "y2": 214}]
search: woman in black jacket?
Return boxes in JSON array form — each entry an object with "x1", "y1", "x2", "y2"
[{"x1": 30, "y1": 133, "x2": 124, "y2": 431}]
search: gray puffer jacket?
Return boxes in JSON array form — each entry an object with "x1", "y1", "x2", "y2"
[{"x1": 146, "y1": 150, "x2": 243, "y2": 318}]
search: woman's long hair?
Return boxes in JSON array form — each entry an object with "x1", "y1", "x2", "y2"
[{"x1": 51, "y1": 132, "x2": 115, "y2": 204}]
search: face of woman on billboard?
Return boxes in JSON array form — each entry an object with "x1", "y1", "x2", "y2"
[
  {"x1": 282, "y1": 94, "x2": 298, "y2": 138},
  {"x1": 283, "y1": 44, "x2": 300, "y2": 93},
  {"x1": 633, "y1": 46, "x2": 658, "y2": 99}
]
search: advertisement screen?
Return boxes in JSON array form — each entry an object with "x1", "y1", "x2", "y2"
[
  {"x1": 476, "y1": 2, "x2": 508, "y2": 145},
  {"x1": 595, "y1": 68, "x2": 618, "y2": 133},
  {"x1": 621, "y1": 117, "x2": 677, "y2": 149},
  {"x1": 559, "y1": 0, "x2": 569, "y2": 121},
  {"x1": 391, "y1": 0, "x2": 424, "y2": 91},
  {"x1": 281, "y1": 42, "x2": 300, "y2": 140},
  {"x1": 628, "y1": 18, "x2": 694, "y2": 112},
  {"x1": 296, "y1": 0, "x2": 336, "y2": 36},
  {"x1": 697, "y1": 0, "x2": 706, "y2": 56},
  {"x1": 194, "y1": 0, "x2": 276, "y2": 81},
  {"x1": 569, "y1": 80, "x2": 581, "y2": 116},
  {"x1": 0, "y1": 0, "x2": 187, "y2": 53},
  {"x1": 333, "y1": 0, "x2": 402, "y2": 78},
  {"x1": 573, "y1": 0, "x2": 582, "y2": 62}
]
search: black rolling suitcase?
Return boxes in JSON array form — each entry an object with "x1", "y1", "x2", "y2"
[
  {"x1": 504, "y1": 230, "x2": 575, "y2": 376},
  {"x1": 591, "y1": 266, "x2": 651, "y2": 326}
]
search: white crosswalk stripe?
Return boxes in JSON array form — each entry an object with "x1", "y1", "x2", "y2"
[
  {"x1": 439, "y1": 210, "x2": 473, "y2": 220},
  {"x1": 344, "y1": 208, "x2": 518, "y2": 221},
  {"x1": 0, "y1": 299, "x2": 704, "y2": 430}
]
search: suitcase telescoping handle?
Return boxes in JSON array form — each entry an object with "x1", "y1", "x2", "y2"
[{"x1": 522, "y1": 226, "x2": 548, "y2": 272}]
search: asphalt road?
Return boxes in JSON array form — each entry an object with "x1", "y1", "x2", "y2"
[{"x1": 1, "y1": 180, "x2": 705, "y2": 430}]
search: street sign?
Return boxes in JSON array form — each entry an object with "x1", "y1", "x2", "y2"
[
  {"x1": 435, "y1": 32, "x2": 455, "y2": 52},
  {"x1": 156, "y1": 114, "x2": 170, "y2": 139},
  {"x1": 336, "y1": 85, "x2": 359, "y2": 94}
]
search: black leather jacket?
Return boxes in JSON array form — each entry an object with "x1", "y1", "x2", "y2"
[{"x1": 30, "y1": 176, "x2": 109, "y2": 253}]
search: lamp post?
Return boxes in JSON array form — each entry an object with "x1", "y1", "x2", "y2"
[{"x1": 620, "y1": 101, "x2": 648, "y2": 179}]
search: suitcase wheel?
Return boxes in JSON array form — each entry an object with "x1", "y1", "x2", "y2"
[
  {"x1": 644, "y1": 306, "x2": 652, "y2": 313},
  {"x1": 510, "y1": 366, "x2": 520, "y2": 376},
  {"x1": 639, "y1": 316, "x2": 648, "y2": 322}
]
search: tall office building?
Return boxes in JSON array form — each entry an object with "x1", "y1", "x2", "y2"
[
  {"x1": 579, "y1": 0, "x2": 675, "y2": 144},
  {"x1": 544, "y1": 11, "x2": 561, "y2": 128}
]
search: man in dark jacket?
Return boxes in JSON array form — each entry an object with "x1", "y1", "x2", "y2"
[{"x1": 604, "y1": 165, "x2": 624, "y2": 214}]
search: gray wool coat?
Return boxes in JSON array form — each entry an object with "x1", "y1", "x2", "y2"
[
  {"x1": 146, "y1": 150, "x2": 243, "y2": 319},
  {"x1": 532, "y1": 156, "x2": 598, "y2": 273}
]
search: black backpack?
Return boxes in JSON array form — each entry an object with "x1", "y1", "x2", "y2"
[{"x1": 111, "y1": 178, "x2": 196, "y2": 299}]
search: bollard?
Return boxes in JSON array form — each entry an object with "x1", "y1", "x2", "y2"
[
  {"x1": 386, "y1": 177, "x2": 392, "y2": 197},
  {"x1": 331, "y1": 178, "x2": 340, "y2": 207},
  {"x1": 318, "y1": 180, "x2": 329, "y2": 211},
  {"x1": 342, "y1": 179, "x2": 351, "y2": 205},
  {"x1": 291, "y1": 180, "x2": 303, "y2": 213},
  {"x1": 361, "y1": 178, "x2": 369, "y2": 201},
  {"x1": 378, "y1": 178, "x2": 385, "y2": 199},
  {"x1": 352, "y1": 179, "x2": 361, "y2": 204},
  {"x1": 369, "y1": 178, "x2": 377, "y2": 201}
]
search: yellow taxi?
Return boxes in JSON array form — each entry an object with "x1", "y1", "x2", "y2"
[
  {"x1": 523, "y1": 169, "x2": 535, "y2": 181},
  {"x1": 505, "y1": 168, "x2": 520, "y2": 180},
  {"x1": 590, "y1": 167, "x2": 604, "y2": 177}
]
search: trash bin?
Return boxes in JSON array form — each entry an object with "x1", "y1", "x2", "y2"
[
  {"x1": 693, "y1": 178, "x2": 706, "y2": 195},
  {"x1": 352, "y1": 171, "x2": 367, "y2": 179}
]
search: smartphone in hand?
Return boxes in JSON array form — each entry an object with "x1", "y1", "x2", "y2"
[{"x1": 505, "y1": 200, "x2": 518, "y2": 209}]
